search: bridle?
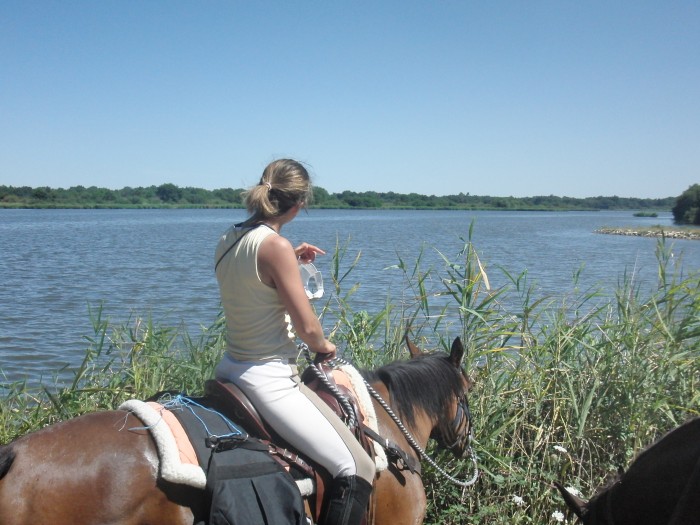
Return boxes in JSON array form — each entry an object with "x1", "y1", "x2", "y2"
[
  {"x1": 433, "y1": 383, "x2": 473, "y2": 453},
  {"x1": 431, "y1": 362, "x2": 474, "y2": 453},
  {"x1": 302, "y1": 345, "x2": 479, "y2": 488}
]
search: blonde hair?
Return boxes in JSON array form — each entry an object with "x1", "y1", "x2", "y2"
[{"x1": 242, "y1": 159, "x2": 313, "y2": 221}]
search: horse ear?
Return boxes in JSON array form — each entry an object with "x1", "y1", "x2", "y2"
[
  {"x1": 405, "y1": 336, "x2": 423, "y2": 359},
  {"x1": 553, "y1": 482, "x2": 588, "y2": 520},
  {"x1": 449, "y1": 337, "x2": 465, "y2": 367}
]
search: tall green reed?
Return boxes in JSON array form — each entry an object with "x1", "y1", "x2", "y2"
[
  {"x1": 320, "y1": 231, "x2": 698, "y2": 524},
  {"x1": 414, "y1": 236, "x2": 699, "y2": 524}
]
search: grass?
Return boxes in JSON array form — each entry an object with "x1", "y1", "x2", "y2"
[{"x1": 2, "y1": 234, "x2": 698, "y2": 524}]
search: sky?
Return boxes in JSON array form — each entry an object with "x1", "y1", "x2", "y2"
[{"x1": 1, "y1": 1, "x2": 698, "y2": 199}]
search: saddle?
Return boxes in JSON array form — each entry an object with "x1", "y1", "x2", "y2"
[{"x1": 202, "y1": 364, "x2": 379, "y2": 521}]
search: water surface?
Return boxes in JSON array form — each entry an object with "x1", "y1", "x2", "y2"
[{"x1": 1, "y1": 208, "x2": 697, "y2": 385}]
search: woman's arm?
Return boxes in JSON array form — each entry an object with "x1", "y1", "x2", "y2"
[{"x1": 258, "y1": 235, "x2": 336, "y2": 357}]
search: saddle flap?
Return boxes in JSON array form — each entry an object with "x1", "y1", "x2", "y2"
[
  {"x1": 204, "y1": 379, "x2": 275, "y2": 442},
  {"x1": 301, "y1": 365, "x2": 375, "y2": 455}
]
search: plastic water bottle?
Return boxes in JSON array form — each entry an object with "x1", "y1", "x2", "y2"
[{"x1": 299, "y1": 263, "x2": 324, "y2": 300}]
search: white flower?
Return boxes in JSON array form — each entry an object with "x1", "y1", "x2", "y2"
[
  {"x1": 512, "y1": 495, "x2": 525, "y2": 507},
  {"x1": 565, "y1": 486, "x2": 582, "y2": 497},
  {"x1": 551, "y1": 510, "x2": 565, "y2": 522},
  {"x1": 553, "y1": 445, "x2": 568, "y2": 454}
]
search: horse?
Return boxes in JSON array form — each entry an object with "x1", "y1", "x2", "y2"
[
  {"x1": 0, "y1": 336, "x2": 474, "y2": 525},
  {"x1": 555, "y1": 416, "x2": 700, "y2": 525}
]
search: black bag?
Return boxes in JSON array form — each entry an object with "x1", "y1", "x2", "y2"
[
  {"x1": 206, "y1": 439, "x2": 306, "y2": 525},
  {"x1": 159, "y1": 395, "x2": 306, "y2": 525}
]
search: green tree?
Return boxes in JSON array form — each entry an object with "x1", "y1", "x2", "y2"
[
  {"x1": 156, "y1": 183, "x2": 183, "y2": 203},
  {"x1": 181, "y1": 186, "x2": 208, "y2": 205},
  {"x1": 672, "y1": 184, "x2": 700, "y2": 225},
  {"x1": 312, "y1": 186, "x2": 331, "y2": 206},
  {"x1": 32, "y1": 187, "x2": 55, "y2": 201},
  {"x1": 337, "y1": 191, "x2": 383, "y2": 208},
  {"x1": 213, "y1": 188, "x2": 243, "y2": 205}
]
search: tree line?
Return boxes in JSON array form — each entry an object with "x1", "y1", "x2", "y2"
[{"x1": 0, "y1": 182, "x2": 689, "y2": 217}]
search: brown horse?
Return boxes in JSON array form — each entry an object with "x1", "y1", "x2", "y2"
[
  {"x1": 556, "y1": 416, "x2": 700, "y2": 525},
  {"x1": 0, "y1": 337, "x2": 474, "y2": 525}
]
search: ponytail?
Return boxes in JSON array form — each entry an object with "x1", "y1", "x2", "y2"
[{"x1": 243, "y1": 159, "x2": 313, "y2": 221}]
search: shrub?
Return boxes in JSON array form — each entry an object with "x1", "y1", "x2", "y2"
[{"x1": 672, "y1": 184, "x2": 700, "y2": 225}]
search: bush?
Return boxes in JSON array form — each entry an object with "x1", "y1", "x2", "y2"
[{"x1": 672, "y1": 184, "x2": 700, "y2": 225}]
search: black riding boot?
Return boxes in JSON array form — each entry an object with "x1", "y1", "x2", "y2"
[{"x1": 321, "y1": 475, "x2": 373, "y2": 525}]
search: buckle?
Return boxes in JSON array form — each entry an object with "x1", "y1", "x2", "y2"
[{"x1": 206, "y1": 433, "x2": 248, "y2": 451}]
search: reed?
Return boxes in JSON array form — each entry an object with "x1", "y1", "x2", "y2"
[
  {"x1": 414, "y1": 237, "x2": 699, "y2": 524},
  {"x1": 328, "y1": 232, "x2": 698, "y2": 524},
  {"x1": 1, "y1": 235, "x2": 698, "y2": 525}
]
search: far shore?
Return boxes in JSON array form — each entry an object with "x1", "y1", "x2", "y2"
[{"x1": 596, "y1": 226, "x2": 700, "y2": 241}]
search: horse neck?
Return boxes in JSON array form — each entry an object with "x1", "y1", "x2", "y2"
[
  {"x1": 366, "y1": 379, "x2": 432, "y2": 525},
  {"x1": 368, "y1": 380, "x2": 434, "y2": 453},
  {"x1": 589, "y1": 477, "x2": 669, "y2": 525}
]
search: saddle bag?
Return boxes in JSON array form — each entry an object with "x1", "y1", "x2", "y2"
[
  {"x1": 160, "y1": 395, "x2": 306, "y2": 525},
  {"x1": 206, "y1": 439, "x2": 306, "y2": 525}
]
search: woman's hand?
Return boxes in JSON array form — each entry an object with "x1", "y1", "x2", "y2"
[
  {"x1": 314, "y1": 340, "x2": 337, "y2": 363},
  {"x1": 294, "y1": 243, "x2": 325, "y2": 264}
]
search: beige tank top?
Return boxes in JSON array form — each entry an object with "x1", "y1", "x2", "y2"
[{"x1": 215, "y1": 224, "x2": 297, "y2": 361}]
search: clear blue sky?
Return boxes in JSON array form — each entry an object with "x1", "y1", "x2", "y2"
[{"x1": 1, "y1": 1, "x2": 698, "y2": 198}]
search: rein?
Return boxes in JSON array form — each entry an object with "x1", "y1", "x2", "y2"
[{"x1": 301, "y1": 345, "x2": 479, "y2": 488}]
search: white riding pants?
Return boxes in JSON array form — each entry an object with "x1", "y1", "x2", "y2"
[{"x1": 215, "y1": 355, "x2": 375, "y2": 483}]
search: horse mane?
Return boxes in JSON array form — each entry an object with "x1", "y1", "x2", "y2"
[
  {"x1": 361, "y1": 351, "x2": 464, "y2": 428},
  {"x1": 0, "y1": 445, "x2": 15, "y2": 480}
]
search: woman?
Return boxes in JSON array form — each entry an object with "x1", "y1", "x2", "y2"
[{"x1": 214, "y1": 159, "x2": 375, "y2": 525}]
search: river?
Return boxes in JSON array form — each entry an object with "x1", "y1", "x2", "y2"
[{"x1": 1, "y1": 208, "x2": 698, "y2": 386}]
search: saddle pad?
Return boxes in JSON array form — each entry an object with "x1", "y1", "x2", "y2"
[
  {"x1": 120, "y1": 399, "x2": 207, "y2": 489},
  {"x1": 332, "y1": 364, "x2": 388, "y2": 472},
  {"x1": 119, "y1": 398, "x2": 316, "y2": 496}
]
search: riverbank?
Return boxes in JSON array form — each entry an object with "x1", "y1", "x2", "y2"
[{"x1": 595, "y1": 225, "x2": 700, "y2": 240}]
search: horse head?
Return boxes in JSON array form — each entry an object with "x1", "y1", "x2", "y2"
[
  {"x1": 554, "y1": 416, "x2": 700, "y2": 525},
  {"x1": 405, "y1": 336, "x2": 474, "y2": 458}
]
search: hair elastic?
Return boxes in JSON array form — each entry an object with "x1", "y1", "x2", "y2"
[{"x1": 264, "y1": 182, "x2": 272, "y2": 190}]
